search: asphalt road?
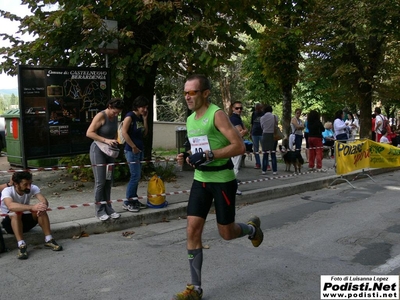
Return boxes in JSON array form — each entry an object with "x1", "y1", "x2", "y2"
[{"x1": 1, "y1": 171, "x2": 400, "y2": 300}]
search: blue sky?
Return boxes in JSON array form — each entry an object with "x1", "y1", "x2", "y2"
[{"x1": 0, "y1": 1, "x2": 32, "y2": 89}]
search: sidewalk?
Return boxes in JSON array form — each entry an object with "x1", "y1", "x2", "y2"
[{"x1": 0, "y1": 152, "x2": 395, "y2": 250}]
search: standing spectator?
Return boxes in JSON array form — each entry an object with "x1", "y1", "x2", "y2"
[
  {"x1": 371, "y1": 113, "x2": 376, "y2": 142},
  {"x1": 379, "y1": 129, "x2": 390, "y2": 144},
  {"x1": 345, "y1": 112, "x2": 359, "y2": 141},
  {"x1": 322, "y1": 122, "x2": 335, "y2": 158},
  {"x1": 354, "y1": 112, "x2": 360, "y2": 134},
  {"x1": 334, "y1": 110, "x2": 353, "y2": 142},
  {"x1": 1, "y1": 171, "x2": 63, "y2": 259},
  {"x1": 174, "y1": 74, "x2": 263, "y2": 300},
  {"x1": 229, "y1": 101, "x2": 248, "y2": 195},
  {"x1": 86, "y1": 98, "x2": 124, "y2": 221},
  {"x1": 303, "y1": 115, "x2": 310, "y2": 162},
  {"x1": 291, "y1": 108, "x2": 305, "y2": 154},
  {"x1": 307, "y1": 110, "x2": 325, "y2": 171},
  {"x1": 260, "y1": 105, "x2": 278, "y2": 175},
  {"x1": 374, "y1": 107, "x2": 387, "y2": 142},
  {"x1": 121, "y1": 96, "x2": 149, "y2": 212},
  {"x1": 250, "y1": 103, "x2": 264, "y2": 169}
]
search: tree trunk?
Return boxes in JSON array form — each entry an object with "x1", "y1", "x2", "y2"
[
  {"x1": 358, "y1": 82, "x2": 372, "y2": 139},
  {"x1": 219, "y1": 76, "x2": 231, "y2": 113},
  {"x1": 281, "y1": 83, "x2": 293, "y2": 138}
]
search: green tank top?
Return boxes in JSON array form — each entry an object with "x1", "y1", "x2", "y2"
[{"x1": 187, "y1": 103, "x2": 235, "y2": 183}]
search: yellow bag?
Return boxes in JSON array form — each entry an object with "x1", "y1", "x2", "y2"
[{"x1": 147, "y1": 175, "x2": 168, "y2": 208}]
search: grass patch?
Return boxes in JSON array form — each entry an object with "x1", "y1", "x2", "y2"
[{"x1": 152, "y1": 147, "x2": 178, "y2": 158}]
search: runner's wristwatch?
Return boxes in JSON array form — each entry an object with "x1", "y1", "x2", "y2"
[{"x1": 208, "y1": 151, "x2": 214, "y2": 161}]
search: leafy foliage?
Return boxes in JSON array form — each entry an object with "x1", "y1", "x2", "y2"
[
  {"x1": 0, "y1": 0, "x2": 267, "y2": 158},
  {"x1": 304, "y1": 0, "x2": 400, "y2": 137}
]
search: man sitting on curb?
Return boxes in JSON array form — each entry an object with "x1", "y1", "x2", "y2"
[{"x1": 0, "y1": 171, "x2": 63, "y2": 259}]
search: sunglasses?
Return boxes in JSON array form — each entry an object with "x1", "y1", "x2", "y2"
[
  {"x1": 234, "y1": 107, "x2": 243, "y2": 110},
  {"x1": 183, "y1": 90, "x2": 202, "y2": 97}
]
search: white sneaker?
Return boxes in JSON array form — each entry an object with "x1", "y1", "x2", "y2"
[
  {"x1": 98, "y1": 215, "x2": 110, "y2": 221},
  {"x1": 261, "y1": 171, "x2": 266, "y2": 175},
  {"x1": 236, "y1": 189, "x2": 242, "y2": 195},
  {"x1": 272, "y1": 172, "x2": 277, "y2": 175},
  {"x1": 110, "y1": 212, "x2": 121, "y2": 219}
]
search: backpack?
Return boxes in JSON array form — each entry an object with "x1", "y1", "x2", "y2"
[
  {"x1": 147, "y1": 175, "x2": 168, "y2": 208},
  {"x1": 379, "y1": 115, "x2": 390, "y2": 133},
  {"x1": 117, "y1": 117, "x2": 133, "y2": 145},
  {"x1": 117, "y1": 121, "x2": 125, "y2": 144}
]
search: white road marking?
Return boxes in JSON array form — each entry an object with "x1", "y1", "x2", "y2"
[{"x1": 372, "y1": 254, "x2": 400, "y2": 274}]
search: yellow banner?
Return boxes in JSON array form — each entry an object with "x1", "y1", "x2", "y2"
[{"x1": 335, "y1": 139, "x2": 400, "y2": 175}]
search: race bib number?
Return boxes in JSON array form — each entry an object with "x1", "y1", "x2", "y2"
[{"x1": 189, "y1": 135, "x2": 211, "y2": 154}]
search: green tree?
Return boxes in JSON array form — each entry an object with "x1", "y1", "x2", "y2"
[
  {"x1": 305, "y1": 0, "x2": 400, "y2": 138},
  {"x1": 257, "y1": 0, "x2": 315, "y2": 136},
  {"x1": 241, "y1": 37, "x2": 283, "y2": 109},
  {"x1": 294, "y1": 62, "x2": 350, "y2": 120},
  {"x1": 10, "y1": 94, "x2": 18, "y2": 107},
  {"x1": 0, "y1": 0, "x2": 265, "y2": 157}
]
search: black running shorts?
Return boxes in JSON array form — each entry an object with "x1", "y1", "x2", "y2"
[
  {"x1": 1, "y1": 213, "x2": 38, "y2": 234},
  {"x1": 187, "y1": 179, "x2": 237, "y2": 225}
]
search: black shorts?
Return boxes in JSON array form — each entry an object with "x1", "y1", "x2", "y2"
[
  {"x1": 1, "y1": 213, "x2": 38, "y2": 234},
  {"x1": 187, "y1": 179, "x2": 237, "y2": 225}
]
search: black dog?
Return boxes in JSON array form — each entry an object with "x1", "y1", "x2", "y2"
[{"x1": 279, "y1": 143, "x2": 304, "y2": 173}]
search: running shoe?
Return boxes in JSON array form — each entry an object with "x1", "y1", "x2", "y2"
[
  {"x1": 44, "y1": 239, "x2": 63, "y2": 251},
  {"x1": 110, "y1": 212, "x2": 121, "y2": 219},
  {"x1": 122, "y1": 204, "x2": 140, "y2": 212},
  {"x1": 98, "y1": 214, "x2": 110, "y2": 221},
  {"x1": 138, "y1": 202, "x2": 148, "y2": 209},
  {"x1": 17, "y1": 244, "x2": 28, "y2": 259},
  {"x1": 172, "y1": 284, "x2": 203, "y2": 300},
  {"x1": 247, "y1": 216, "x2": 264, "y2": 247}
]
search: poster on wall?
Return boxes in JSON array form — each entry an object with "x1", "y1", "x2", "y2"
[{"x1": 18, "y1": 65, "x2": 111, "y2": 160}]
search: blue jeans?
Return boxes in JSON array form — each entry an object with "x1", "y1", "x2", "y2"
[
  {"x1": 295, "y1": 134, "x2": 303, "y2": 154},
  {"x1": 124, "y1": 150, "x2": 143, "y2": 205},
  {"x1": 252, "y1": 135, "x2": 262, "y2": 166},
  {"x1": 262, "y1": 151, "x2": 277, "y2": 172}
]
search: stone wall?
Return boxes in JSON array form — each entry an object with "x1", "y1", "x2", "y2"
[{"x1": 152, "y1": 121, "x2": 186, "y2": 150}]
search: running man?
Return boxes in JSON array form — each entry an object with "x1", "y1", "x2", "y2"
[{"x1": 174, "y1": 74, "x2": 264, "y2": 300}]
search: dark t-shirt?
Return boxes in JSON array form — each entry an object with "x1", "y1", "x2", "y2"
[
  {"x1": 308, "y1": 119, "x2": 325, "y2": 138},
  {"x1": 230, "y1": 113, "x2": 243, "y2": 128},
  {"x1": 251, "y1": 111, "x2": 263, "y2": 136},
  {"x1": 123, "y1": 111, "x2": 145, "y2": 151}
]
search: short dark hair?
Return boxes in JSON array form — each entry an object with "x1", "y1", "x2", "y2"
[
  {"x1": 12, "y1": 171, "x2": 32, "y2": 184},
  {"x1": 132, "y1": 96, "x2": 149, "y2": 111},
  {"x1": 334, "y1": 110, "x2": 343, "y2": 120},
  {"x1": 230, "y1": 101, "x2": 242, "y2": 108},
  {"x1": 308, "y1": 110, "x2": 320, "y2": 122},
  {"x1": 107, "y1": 98, "x2": 124, "y2": 109},
  {"x1": 374, "y1": 107, "x2": 381, "y2": 114},
  {"x1": 186, "y1": 74, "x2": 211, "y2": 91},
  {"x1": 264, "y1": 105, "x2": 273, "y2": 113}
]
